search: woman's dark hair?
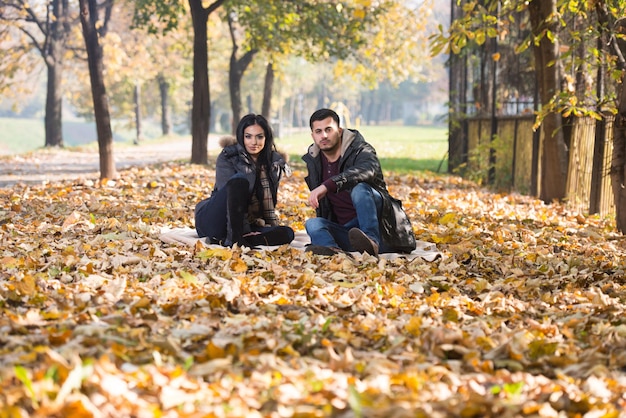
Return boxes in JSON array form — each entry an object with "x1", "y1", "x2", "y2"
[
  {"x1": 309, "y1": 108, "x2": 340, "y2": 129},
  {"x1": 236, "y1": 113, "x2": 275, "y2": 169}
]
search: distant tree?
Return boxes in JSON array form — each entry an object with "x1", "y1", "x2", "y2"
[
  {"x1": 157, "y1": 74, "x2": 172, "y2": 135},
  {"x1": 0, "y1": 0, "x2": 74, "y2": 148},
  {"x1": 188, "y1": 0, "x2": 224, "y2": 163},
  {"x1": 332, "y1": 0, "x2": 435, "y2": 89},
  {"x1": 224, "y1": 0, "x2": 384, "y2": 131},
  {"x1": 78, "y1": 0, "x2": 116, "y2": 179},
  {"x1": 67, "y1": 1, "x2": 195, "y2": 143},
  {"x1": 225, "y1": 10, "x2": 257, "y2": 133},
  {"x1": 134, "y1": 0, "x2": 224, "y2": 164},
  {"x1": 261, "y1": 61, "x2": 274, "y2": 119},
  {"x1": 98, "y1": 3, "x2": 155, "y2": 145}
]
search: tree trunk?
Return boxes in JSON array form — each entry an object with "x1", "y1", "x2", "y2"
[
  {"x1": 79, "y1": 0, "x2": 116, "y2": 180},
  {"x1": 189, "y1": 0, "x2": 211, "y2": 164},
  {"x1": 590, "y1": 3, "x2": 610, "y2": 215},
  {"x1": 363, "y1": 90, "x2": 374, "y2": 125},
  {"x1": 288, "y1": 95, "x2": 296, "y2": 128},
  {"x1": 228, "y1": 50, "x2": 257, "y2": 133},
  {"x1": 528, "y1": 0, "x2": 568, "y2": 202},
  {"x1": 227, "y1": 14, "x2": 257, "y2": 133},
  {"x1": 209, "y1": 101, "x2": 217, "y2": 132},
  {"x1": 611, "y1": 80, "x2": 626, "y2": 232},
  {"x1": 134, "y1": 83, "x2": 142, "y2": 145},
  {"x1": 246, "y1": 94, "x2": 253, "y2": 114},
  {"x1": 316, "y1": 84, "x2": 325, "y2": 110},
  {"x1": 261, "y1": 61, "x2": 274, "y2": 119},
  {"x1": 44, "y1": 0, "x2": 70, "y2": 148},
  {"x1": 446, "y1": 0, "x2": 465, "y2": 153},
  {"x1": 158, "y1": 74, "x2": 171, "y2": 136},
  {"x1": 609, "y1": 16, "x2": 626, "y2": 232},
  {"x1": 45, "y1": 57, "x2": 64, "y2": 148}
]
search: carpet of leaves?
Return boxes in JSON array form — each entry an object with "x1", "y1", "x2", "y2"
[{"x1": 2, "y1": 159, "x2": 626, "y2": 418}]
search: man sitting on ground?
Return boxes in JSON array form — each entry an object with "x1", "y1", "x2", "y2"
[{"x1": 302, "y1": 108, "x2": 416, "y2": 256}]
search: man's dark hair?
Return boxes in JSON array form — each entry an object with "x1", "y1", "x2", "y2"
[{"x1": 309, "y1": 108, "x2": 340, "y2": 129}]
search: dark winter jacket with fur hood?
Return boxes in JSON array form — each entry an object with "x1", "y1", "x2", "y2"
[{"x1": 213, "y1": 135, "x2": 289, "y2": 205}]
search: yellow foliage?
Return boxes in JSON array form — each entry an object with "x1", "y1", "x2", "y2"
[
  {"x1": 405, "y1": 316, "x2": 422, "y2": 336},
  {"x1": 0, "y1": 145, "x2": 622, "y2": 416}
]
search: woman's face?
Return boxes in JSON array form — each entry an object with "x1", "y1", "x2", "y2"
[{"x1": 243, "y1": 123, "x2": 266, "y2": 160}]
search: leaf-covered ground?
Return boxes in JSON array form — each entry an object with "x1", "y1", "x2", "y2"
[{"x1": 2, "y1": 157, "x2": 626, "y2": 418}]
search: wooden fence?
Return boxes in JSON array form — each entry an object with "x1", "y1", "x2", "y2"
[
  {"x1": 565, "y1": 116, "x2": 615, "y2": 216},
  {"x1": 466, "y1": 116, "x2": 536, "y2": 195},
  {"x1": 465, "y1": 115, "x2": 615, "y2": 216}
]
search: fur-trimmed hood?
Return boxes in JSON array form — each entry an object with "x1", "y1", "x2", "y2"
[{"x1": 219, "y1": 135, "x2": 238, "y2": 148}]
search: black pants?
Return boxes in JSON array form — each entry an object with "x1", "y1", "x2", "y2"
[{"x1": 194, "y1": 175, "x2": 293, "y2": 246}]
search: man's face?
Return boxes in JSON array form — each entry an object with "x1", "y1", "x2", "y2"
[{"x1": 311, "y1": 117, "x2": 342, "y2": 155}]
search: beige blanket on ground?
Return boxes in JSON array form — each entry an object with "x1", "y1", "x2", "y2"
[{"x1": 159, "y1": 227, "x2": 442, "y2": 262}]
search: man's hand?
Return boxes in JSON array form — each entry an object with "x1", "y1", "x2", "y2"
[{"x1": 308, "y1": 185, "x2": 328, "y2": 209}]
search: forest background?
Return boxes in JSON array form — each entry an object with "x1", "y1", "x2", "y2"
[{"x1": 0, "y1": 0, "x2": 448, "y2": 156}]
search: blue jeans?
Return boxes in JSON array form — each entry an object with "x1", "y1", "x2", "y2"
[{"x1": 305, "y1": 183, "x2": 391, "y2": 252}]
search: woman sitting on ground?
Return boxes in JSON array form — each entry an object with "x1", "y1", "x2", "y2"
[{"x1": 194, "y1": 113, "x2": 294, "y2": 247}]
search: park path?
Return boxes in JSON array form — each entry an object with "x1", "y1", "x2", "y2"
[{"x1": 0, "y1": 137, "x2": 221, "y2": 188}]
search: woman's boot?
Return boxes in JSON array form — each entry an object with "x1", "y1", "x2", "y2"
[
  {"x1": 225, "y1": 177, "x2": 249, "y2": 247},
  {"x1": 245, "y1": 226, "x2": 295, "y2": 246}
]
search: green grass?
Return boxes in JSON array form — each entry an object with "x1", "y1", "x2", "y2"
[
  {"x1": 0, "y1": 117, "x2": 163, "y2": 154},
  {"x1": 0, "y1": 118, "x2": 46, "y2": 154},
  {"x1": 278, "y1": 124, "x2": 448, "y2": 173},
  {"x1": 0, "y1": 117, "x2": 449, "y2": 173}
]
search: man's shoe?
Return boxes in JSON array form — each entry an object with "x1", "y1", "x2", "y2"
[
  {"x1": 305, "y1": 244, "x2": 342, "y2": 256},
  {"x1": 349, "y1": 228, "x2": 379, "y2": 256}
]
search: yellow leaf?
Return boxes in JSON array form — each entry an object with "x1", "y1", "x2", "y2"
[
  {"x1": 476, "y1": 336, "x2": 496, "y2": 350},
  {"x1": 206, "y1": 341, "x2": 226, "y2": 359},
  {"x1": 274, "y1": 296, "x2": 290, "y2": 305},
  {"x1": 333, "y1": 281, "x2": 359, "y2": 288},
  {"x1": 405, "y1": 316, "x2": 422, "y2": 336},
  {"x1": 230, "y1": 258, "x2": 248, "y2": 273},
  {"x1": 131, "y1": 297, "x2": 152, "y2": 312},
  {"x1": 439, "y1": 212, "x2": 457, "y2": 225},
  {"x1": 443, "y1": 308, "x2": 459, "y2": 323},
  {"x1": 430, "y1": 234, "x2": 455, "y2": 244},
  {"x1": 2, "y1": 256, "x2": 19, "y2": 268},
  {"x1": 41, "y1": 310, "x2": 62, "y2": 320},
  {"x1": 19, "y1": 351, "x2": 38, "y2": 363},
  {"x1": 198, "y1": 247, "x2": 233, "y2": 261},
  {"x1": 279, "y1": 344, "x2": 299, "y2": 357},
  {"x1": 14, "y1": 275, "x2": 36, "y2": 296},
  {"x1": 528, "y1": 340, "x2": 558, "y2": 360}
]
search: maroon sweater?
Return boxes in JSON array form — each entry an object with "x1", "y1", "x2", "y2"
[{"x1": 321, "y1": 153, "x2": 357, "y2": 224}]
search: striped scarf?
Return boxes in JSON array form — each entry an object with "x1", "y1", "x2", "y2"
[{"x1": 248, "y1": 167, "x2": 278, "y2": 227}]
